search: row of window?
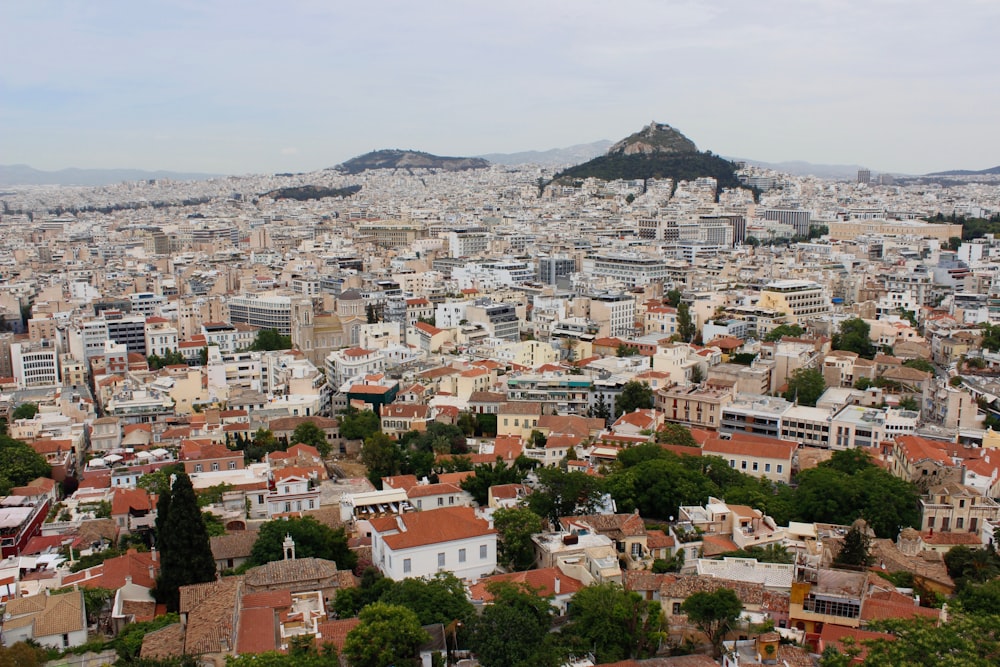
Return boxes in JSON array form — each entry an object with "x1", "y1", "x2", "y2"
[
  {"x1": 728, "y1": 459, "x2": 783, "y2": 474},
  {"x1": 193, "y1": 461, "x2": 238, "y2": 472},
  {"x1": 401, "y1": 544, "x2": 490, "y2": 573}
]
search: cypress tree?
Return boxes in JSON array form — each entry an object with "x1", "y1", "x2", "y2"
[{"x1": 155, "y1": 472, "x2": 217, "y2": 611}]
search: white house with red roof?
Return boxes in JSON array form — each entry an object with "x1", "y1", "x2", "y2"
[
  {"x1": 405, "y1": 482, "x2": 474, "y2": 511},
  {"x1": 702, "y1": 434, "x2": 797, "y2": 484},
  {"x1": 368, "y1": 506, "x2": 496, "y2": 581}
]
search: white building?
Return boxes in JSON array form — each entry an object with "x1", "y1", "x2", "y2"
[
  {"x1": 369, "y1": 506, "x2": 497, "y2": 581},
  {"x1": 11, "y1": 340, "x2": 60, "y2": 388}
]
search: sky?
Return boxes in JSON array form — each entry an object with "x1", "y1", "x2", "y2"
[{"x1": 2, "y1": 0, "x2": 998, "y2": 176}]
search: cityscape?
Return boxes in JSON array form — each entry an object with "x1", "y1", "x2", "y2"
[{"x1": 3, "y1": 2, "x2": 1000, "y2": 667}]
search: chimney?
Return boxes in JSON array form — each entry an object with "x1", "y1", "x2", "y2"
[
  {"x1": 151, "y1": 547, "x2": 157, "y2": 562},
  {"x1": 149, "y1": 565, "x2": 155, "y2": 580},
  {"x1": 554, "y1": 576, "x2": 561, "y2": 595},
  {"x1": 125, "y1": 575, "x2": 132, "y2": 587}
]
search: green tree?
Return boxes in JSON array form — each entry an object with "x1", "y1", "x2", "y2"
[
  {"x1": 139, "y1": 463, "x2": 185, "y2": 497},
  {"x1": 614, "y1": 380, "x2": 654, "y2": 417},
  {"x1": 782, "y1": 367, "x2": 826, "y2": 406},
  {"x1": 863, "y1": 611, "x2": 1000, "y2": 666},
  {"x1": 957, "y1": 578, "x2": 1000, "y2": 616},
  {"x1": 250, "y1": 328, "x2": 293, "y2": 351},
  {"x1": 763, "y1": 324, "x2": 804, "y2": 342},
  {"x1": 833, "y1": 317, "x2": 876, "y2": 358},
  {"x1": 656, "y1": 422, "x2": 697, "y2": 447},
  {"x1": 834, "y1": 523, "x2": 874, "y2": 568},
  {"x1": 944, "y1": 545, "x2": 1000, "y2": 592},
  {"x1": 0, "y1": 642, "x2": 48, "y2": 667},
  {"x1": 290, "y1": 420, "x2": 331, "y2": 457},
  {"x1": 525, "y1": 466, "x2": 605, "y2": 523},
  {"x1": 360, "y1": 432, "x2": 403, "y2": 487},
  {"x1": 898, "y1": 395, "x2": 920, "y2": 411},
  {"x1": 493, "y1": 507, "x2": 544, "y2": 571},
  {"x1": 342, "y1": 602, "x2": 429, "y2": 667},
  {"x1": 0, "y1": 434, "x2": 51, "y2": 495},
  {"x1": 616, "y1": 343, "x2": 639, "y2": 357},
  {"x1": 681, "y1": 588, "x2": 743, "y2": 658},
  {"x1": 155, "y1": 473, "x2": 218, "y2": 612},
  {"x1": 564, "y1": 582, "x2": 665, "y2": 663},
  {"x1": 339, "y1": 408, "x2": 381, "y2": 440},
  {"x1": 249, "y1": 516, "x2": 356, "y2": 570},
  {"x1": 333, "y1": 567, "x2": 394, "y2": 618},
  {"x1": 460, "y1": 456, "x2": 533, "y2": 506},
  {"x1": 456, "y1": 411, "x2": 477, "y2": 436},
  {"x1": 11, "y1": 402, "x2": 38, "y2": 420},
  {"x1": 665, "y1": 289, "x2": 683, "y2": 307},
  {"x1": 677, "y1": 302, "x2": 697, "y2": 342},
  {"x1": 381, "y1": 572, "x2": 475, "y2": 626},
  {"x1": 470, "y1": 582, "x2": 561, "y2": 667},
  {"x1": 591, "y1": 393, "x2": 611, "y2": 422},
  {"x1": 113, "y1": 613, "x2": 181, "y2": 662}
]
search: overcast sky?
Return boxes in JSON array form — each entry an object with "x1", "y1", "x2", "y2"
[{"x1": 2, "y1": 0, "x2": 998, "y2": 175}]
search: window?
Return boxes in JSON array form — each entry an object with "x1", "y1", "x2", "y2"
[
  {"x1": 776, "y1": 465, "x2": 783, "y2": 473},
  {"x1": 449, "y1": 496, "x2": 455, "y2": 505},
  {"x1": 764, "y1": 463, "x2": 771, "y2": 472},
  {"x1": 437, "y1": 497, "x2": 444, "y2": 507},
  {"x1": 957, "y1": 517, "x2": 964, "y2": 529},
  {"x1": 308, "y1": 500, "x2": 315, "y2": 509},
  {"x1": 194, "y1": 464, "x2": 203, "y2": 472},
  {"x1": 741, "y1": 460, "x2": 747, "y2": 470},
  {"x1": 672, "y1": 603, "x2": 682, "y2": 615},
  {"x1": 729, "y1": 460, "x2": 735, "y2": 468},
  {"x1": 437, "y1": 552, "x2": 445, "y2": 568},
  {"x1": 480, "y1": 544, "x2": 488, "y2": 559},
  {"x1": 404, "y1": 558, "x2": 411, "y2": 573},
  {"x1": 284, "y1": 502, "x2": 291, "y2": 512},
  {"x1": 212, "y1": 462, "x2": 220, "y2": 471},
  {"x1": 459, "y1": 548, "x2": 466, "y2": 563},
  {"x1": 752, "y1": 461, "x2": 759, "y2": 471},
  {"x1": 228, "y1": 461, "x2": 237, "y2": 470},
  {"x1": 258, "y1": 495, "x2": 264, "y2": 504}
]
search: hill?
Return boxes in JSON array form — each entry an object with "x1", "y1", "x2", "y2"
[
  {"x1": 261, "y1": 185, "x2": 361, "y2": 201},
  {"x1": 927, "y1": 165, "x2": 1000, "y2": 176},
  {"x1": 0, "y1": 164, "x2": 220, "y2": 187},
  {"x1": 334, "y1": 149, "x2": 489, "y2": 175},
  {"x1": 479, "y1": 140, "x2": 613, "y2": 166},
  {"x1": 553, "y1": 122, "x2": 741, "y2": 190}
]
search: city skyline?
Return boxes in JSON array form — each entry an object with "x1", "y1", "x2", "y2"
[{"x1": 2, "y1": 0, "x2": 998, "y2": 175}]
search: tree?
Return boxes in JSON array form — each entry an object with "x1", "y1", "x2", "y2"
[
  {"x1": 957, "y1": 578, "x2": 1000, "y2": 616},
  {"x1": 863, "y1": 611, "x2": 1000, "y2": 666},
  {"x1": 381, "y1": 572, "x2": 475, "y2": 626},
  {"x1": 833, "y1": 317, "x2": 876, "y2": 358},
  {"x1": 249, "y1": 516, "x2": 357, "y2": 570},
  {"x1": 113, "y1": 613, "x2": 181, "y2": 662},
  {"x1": 0, "y1": 642, "x2": 48, "y2": 667},
  {"x1": 834, "y1": 523, "x2": 873, "y2": 568},
  {"x1": 591, "y1": 393, "x2": 611, "y2": 423},
  {"x1": 564, "y1": 582, "x2": 665, "y2": 663},
  {"x1": 763, "y1": 324, "x2": 804, "y2": 342},
  {"x1": 360, "y1": 432, "x2": 403, "y2": 487},
  {"x1": 493, "y1": 507, "x2": 544, "y2": 571},
  {"x1": 944, "y1": 545, "x2": 1000, "y2": 592},
  {"x1": 470, "y1": 582, "x2": 561, "y2": 667},
  {"x1": 290, "y1": 420, "x2": 331, "y2": 457},
  {"x1": 460, "y1": 457, "x2": 533, "y2": 506},
  {"x1": 0, "y1": 434, "x2": 51, "y2": 495},
  {"x1": 782, "y1": 367, "x2": 826, "y2": 406},
  {"x1": 681, "y1": 588, "x2": 743, "y2": 658},
  {"x1": 456, "y1": 411, "x2": 477, "y2": 436},
  {"x1": 947, "y1": 236, "x2": 962, "y2": 251},
  {"x1": 140, "y1": 463, "x2": 185, "y2": 497},
  {"x1": 898, "y1": 395, "x2": 920, "y2": 411},
  {"x1": 250, "y1": 328, "x2": 292, "y2": 351},
  {"x1": 616, "y1": 343, "x2": 639, "y2": 357},
  {"x1": 615, "y1": 380, "x2": 654, "y2": 418},
  {"x1": 656, "y1": 422, "x2": 697, "y2": 447},
  {"x1": 155, "y1": 473, "x2": 217, "y2": 612},
  {"x1": 665, "y1": 289, "x2": 683, "y2": 307},
  {"x1": 339, "y1": 408, "x2": 381, "y2": 440},
  {"x1": 677, "y1": 302, "x2": 696, "y2": 342},
  {"x1": 11, "y1": 402, "x2": 38, "y2": 421},
  {"x1": 526, "y1": 466, "x2": 605, "y2": 523},
  {"x1": 342, "y1": 602, "x2": 429, "y2": 667}
]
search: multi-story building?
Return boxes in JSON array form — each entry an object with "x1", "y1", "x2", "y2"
[
  {"x1": 145, "y1": 318, "x2": 179, "y2": 358},
  {"x1": 920, "y1": 483, "x2": 1000, "y2": 536},
  {"x1": 11, "y1": 340, "x2": 60, "y2": 389},
  {"x1": 657, "y1": 383, "x2": 735, "y2": 429},
  {"x1": 589, "y1": 293, "x2": 636, "y2": 338},
  {"x1": 465, "y1": 301, "x2": 520, "y2": 341},
  {"x1": 105, "y1": 312, "x2": 148, "y2": 356},
  {"x1": 326, "y1": 347, "x2": 386, "y2": 387},
  {"x1": 228, "y1": 293, "x2": 296, "y2": 336},
  {"x1": 757, "y1": 280, "x2": 831, "y2": 324},
  {"x1": 583, "y1": 252, "x2": 673, "y2": 288}
]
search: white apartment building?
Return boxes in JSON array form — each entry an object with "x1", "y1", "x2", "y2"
[
  {"x1": 326, "y1": 347, "x2": 386, "y2": 387},
  {"x1": 590, "y1": 293, "x2": 637, "y2": 338},
  {"x1": 757, "y1": 280, "x2": 831, "y2": 323},
  {"x1": 144, "y1": 319, "x2": 179, "y2": 358},
  {"x1": 228, "y1": 293, "x2": 295, "y2": 336},
  {"x1": 11, "y1": 340, "x2": 60, "y2": 389},
  {"x1": 583, "y1": 252, "x2": 673, "y2": 288}
]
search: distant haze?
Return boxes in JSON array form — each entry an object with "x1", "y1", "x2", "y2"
[{"x1": 2, "y1": 2, "x2": 998, "y2": 175}]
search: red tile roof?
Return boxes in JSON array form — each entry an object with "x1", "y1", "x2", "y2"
[{"x1": 369, "y1": 506, "x2": 494, "y2": 550}]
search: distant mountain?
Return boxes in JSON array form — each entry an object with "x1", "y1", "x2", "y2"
[
  {"x1": 333, "y1": 149, "x2": 489, "y2": 175},
  {"x1": 927, "y1": 165, "x2": 1000, "y2": 176},
  {"x1": 730, "y1": 158, "x2": 877, "y2": 180},
  {"x1": 553, "y1": 122, "x2": 741, "y2": 190},
  {"x1": 0, "y1": 163, "x2": 220, "y2": 187},
  {"x1": 479, "y1": 140, "x2": 613, "y2": 167}
]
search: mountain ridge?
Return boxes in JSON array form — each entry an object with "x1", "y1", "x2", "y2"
[{"x1": 333, "y1": 149, "x2": 489, "y2": 174}]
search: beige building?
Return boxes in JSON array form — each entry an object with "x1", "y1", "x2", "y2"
[
  {"x1": 757, "y1": 280, "x2": 831, "y2": 324},
  {"x1": 920, "y1": 483, "x2": 1000, "y2": 536},
  {"x1": 826, "y1": 219, "x2": 963, "y2": 242},
  {"x1": 657, "y1": 383, "x2": 734, "y2": 429}
]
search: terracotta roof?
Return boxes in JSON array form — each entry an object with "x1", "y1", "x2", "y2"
[
  {"x1": 210, "y1": 530, "x2": 260, "y2": 561},
  {"x1": 111, "y1": 487, "x2": 155, "y2": 516},
  {"x1": 141, "y1": 622, "x2": 186, "y2": 659},
  {"x1": 499, "y1": 401, "x2": 543, "y2": 416},
  {"x1": 315, "y1": 618, "x2": 361, "y2": 652},
  {"x1": 469, "y1": 567, "x2": 582, "y2": 602},
  {"x1": 243, "y1": 557, "x2": 350, "y2": 588},
  {"x1": 179, "y1": 576, "x2": 242, "y2": 655},
  {"x1": 407, "y1": 482, "x2": 463, "y2": 498},
  {"x1": 414, "y1": 321, "x2": 445, "y2": 336},
  {"x1": 62, "y1": 548, "x2": 160, "y2": 590},
  {"x1": 369, "y1": 506, "x2": 494, "y2": 550},
  {"x1": 236, "y1": 606, "x2": 277, "y2": 654},
  {"x1": 702, "y1": 436, "x2": 796, "y2": 461},
  {"x1": 6, "y1": 589, "x2": 85, "y2": 638}
]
